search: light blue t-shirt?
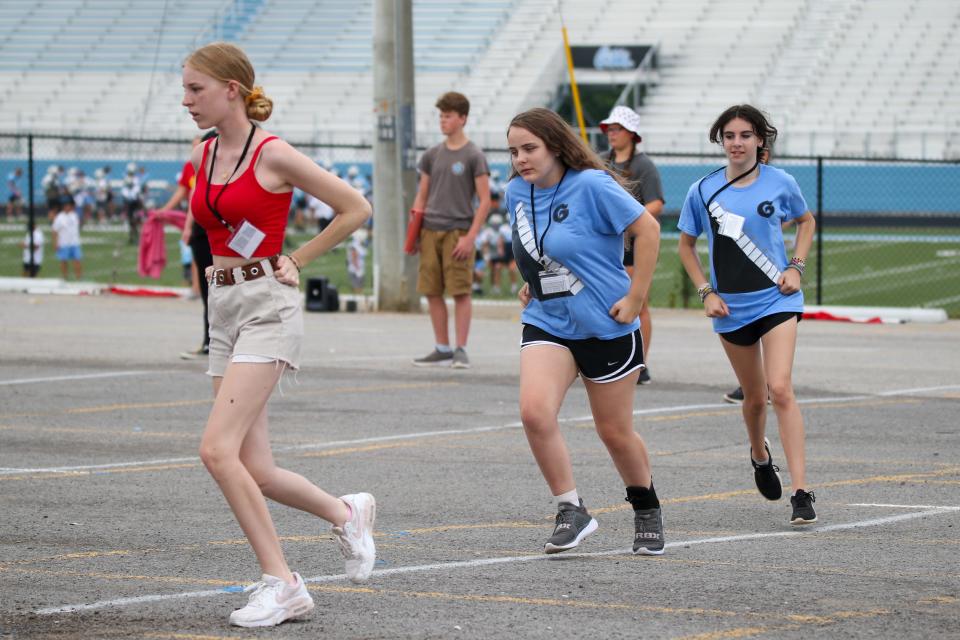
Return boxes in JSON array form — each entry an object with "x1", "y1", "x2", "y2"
[
  {"x1": 678, "y1": 164, "x2": 808, "y2": 333},
  {"x1": 506, "y1": 168, "x2": 644, "y2": 340}
]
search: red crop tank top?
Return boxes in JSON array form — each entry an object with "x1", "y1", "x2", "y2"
[{"x1": 191, "y1": 136, "x2": 293, "y2": 257}]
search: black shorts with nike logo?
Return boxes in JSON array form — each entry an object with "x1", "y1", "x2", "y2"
[{"x1": 520, "y1": 324, "x2": 645, "y2": 384}]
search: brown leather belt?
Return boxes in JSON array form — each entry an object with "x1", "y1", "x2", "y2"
[{"x1": 212, "y1": 255, "x2": 281, "y2": 286}]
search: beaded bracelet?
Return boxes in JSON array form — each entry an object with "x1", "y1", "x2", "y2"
[
  {"x1": 786, "y1": 256, "x2": 805, "y2": 276},
  {"x1": 697, "y1": 283, "x2": 715, "y2": 303},
  {"x1": 285, "y1": 254, "x2": 302, "y2": 273}
]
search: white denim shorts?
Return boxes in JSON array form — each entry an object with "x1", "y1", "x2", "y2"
[{"x1": 206, "y1": 263, "x2": 303, "y2": 377}]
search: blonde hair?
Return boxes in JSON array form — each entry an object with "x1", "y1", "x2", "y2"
[{"x1": 185, "y1": 42, "x2": 273, "y2": 122}]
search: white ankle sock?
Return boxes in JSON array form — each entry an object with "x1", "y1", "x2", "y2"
[
  {"x1": 554, "y1": 489, "x2": 579, "y2": 507},
  {"x1": 435, "y1": 344, "x2": 452, "y2": 353}
]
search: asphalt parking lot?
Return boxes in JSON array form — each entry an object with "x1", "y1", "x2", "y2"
[{"x1": 1, "y1": 291, "x2": 958, "y2": 639}]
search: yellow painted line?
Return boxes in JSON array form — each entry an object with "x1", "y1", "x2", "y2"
[
  {"x1": 67, "y1": 400, "x2": 211, "y2": 415},
  {"x1": 305, "y1": 584, "x2": 888, "y2": 626},
  {"x1": 0, "y1": 381, "x2": 459, "y2": 419},
  {"x1": 643, "y1": 409, "x2": 740, "y2": 423},
  {"x1": 296, "y1": 441, "x2": 421, "y2": 458},
  {"x1": 618, "y1": 555, "x2": 960, "y2": 582},
  {"x1": 388, "y1": 521, "x2": 544, "y2": 535},
  {"x1": 671, "y1": 609, "x2": 889, "y2": 640},
  {"x1": 143, "y1": 633, "x2": 241, "y2": 640},
  {"x1": 0, "y1": 435, "x2": 463, "y2": 483},
  {"x1": 592, "y1": 466, "x2": 960, "y2": 517},
  {"x1": 306, "y1": 584, "x2": 757, "y2": 618},
  {"x1": 0, "y1": 566, "x2": 239, "y2": 587},
  {"x1": 819, "y1": 466, "x2": 960, "y2": 489},
  {"x1": 569, "y1": 398, "x2": 921, "y2": 430},
  {"x1": 674, "y1": 626, "x2": 770, "y2": 640}
]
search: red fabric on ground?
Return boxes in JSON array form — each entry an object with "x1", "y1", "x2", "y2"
[{"x1": 802, "y1": 310, "x2": 884, "y2": 324}]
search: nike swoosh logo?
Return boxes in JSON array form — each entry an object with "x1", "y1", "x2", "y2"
[{"x1": 607, "y1": 361, "x2": 618, "y2": 366}]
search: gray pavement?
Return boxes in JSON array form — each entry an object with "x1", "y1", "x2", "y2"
[{"x1": 0, "y1": 291, "x2": 958, "y2": 639}]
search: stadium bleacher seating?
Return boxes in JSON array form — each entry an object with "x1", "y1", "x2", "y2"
[{"x1": 0, "y1": 0, "x2": 957, "y2": 158}]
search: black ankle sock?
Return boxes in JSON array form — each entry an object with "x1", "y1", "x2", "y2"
[{"x1": 625, "y1": 484, "x2": 659, "y2": 510}]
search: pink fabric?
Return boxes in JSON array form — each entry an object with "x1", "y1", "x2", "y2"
[{"x1": 138, "y1": 210, "x2": 187, "y2": 278}]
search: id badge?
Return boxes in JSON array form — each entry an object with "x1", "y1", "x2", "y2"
[
  {"x1": 539, "y1": 267, "x2": 572, "y2": 295},
  {"x1": 226, "y1": 220, "x2": 266, "y2": 259},
  {"x1": 719, "y1": 212, "x2": 744, "y2": 239}
]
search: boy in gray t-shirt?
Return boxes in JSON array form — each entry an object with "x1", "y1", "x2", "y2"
[{"x1": 410, "y1": 92, "x2": 491, "y2": 369}]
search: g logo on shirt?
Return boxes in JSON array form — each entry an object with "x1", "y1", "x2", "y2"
[
  {"x1": 552, "y1": 203, "x2": 569, "y2": 222},
  {"x1": 757, "y1": 201, "x2": 776, "y2": 218},
  {"x1": 451, "y1": 161, "x2": 465, "y2": 176}
]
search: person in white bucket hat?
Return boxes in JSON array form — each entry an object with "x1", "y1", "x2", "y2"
[{"x1": 599, "y1": 105, "x2": 664, "y2": 385}]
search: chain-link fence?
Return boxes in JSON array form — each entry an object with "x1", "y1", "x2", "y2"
[{"x1": 2, "y1": 133, "x2": 958, "y2": 316}]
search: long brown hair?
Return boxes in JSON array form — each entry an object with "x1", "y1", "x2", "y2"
[{"x1": 507, "y1": 108, "x2": 625, "y2": 186}]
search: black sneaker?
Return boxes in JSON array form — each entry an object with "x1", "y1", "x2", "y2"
[
  {"x1": 790, "y1": 489, "x2": 817, "y2": 525},
  {"x1": 179, "y1": 345, "x2": 209, "y2": 360},
  {"x1": 751, "y1": 438, "x2": 783, "y2": 501},
  {"x1": 632, "y1": 507, "x2": 665, "y2": 556},
  {"x1": 543, "y1": 500, "x2": 598, "y2": 554},
  {"x1": 725, "y1": 386, "x2": 771, "y2": 404},
  {"x1": 723, "y1": 386, "x2": 744, "y2": 404},
  {"x1": 636, "y1": 367, "x2": 651, "y2": 385}
]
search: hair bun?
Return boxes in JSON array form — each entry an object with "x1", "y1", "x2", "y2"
[{"x1": 245, "y1": 86, "x2": 273, "y2": 121}]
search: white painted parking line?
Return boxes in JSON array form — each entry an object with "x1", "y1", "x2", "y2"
[
  {"x1": 848, "y1": 503, "x2": 960, "y2": 510},
  {"x1": 34, "y1": 506, "x2": 959, "y2": 616},
  {"x1": 0, "y1": 371, "x2": 155, "y2": 386},
  {"x1": 6, "y1": 383, "x2": 960, "y2": 476}
]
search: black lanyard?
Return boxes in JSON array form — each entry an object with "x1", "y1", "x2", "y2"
[
  {"x1": 697, "y1": 159, "x2": 760, "y2": 211},
  {"x1": 529, "y1": 168, "x2": 566, "y2": 263},
  {"x1": 204, "y1": 123, "x2": 256, "y2": 232}
]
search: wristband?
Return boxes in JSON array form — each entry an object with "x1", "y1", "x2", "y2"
[{"x1": 784, "y1": 263, "x2": 804, "y2": 277}]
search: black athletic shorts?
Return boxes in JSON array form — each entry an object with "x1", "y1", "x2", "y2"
[
  {"x1": 521, "y1": 324, "x2": 645, "y2": 383},
  {"x1": 719, "y1": 311, "x2": 801, "y2": 346},
  {"x1": 623, "y1": 233, "x2": 636, "y2": 267}
]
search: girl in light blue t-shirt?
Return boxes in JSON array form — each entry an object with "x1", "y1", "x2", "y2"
[
  {"x1": 506, "y1": 108, "x2": 665, "y2": 557},
  {"x1": 678, "y1": 104, "x2": 818, "y2": 526}
]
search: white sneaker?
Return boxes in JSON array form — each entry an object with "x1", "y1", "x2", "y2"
[
  {"x1": 332, "y1": 493, "x2": 376, "y2": 583},
  {"x1": 228, "y1": 573, "x2": 314, "y2": 628}
]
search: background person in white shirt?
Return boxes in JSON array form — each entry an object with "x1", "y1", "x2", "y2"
[{"x1": 52, "y1": 200, "x2": 83, "y2": 280}]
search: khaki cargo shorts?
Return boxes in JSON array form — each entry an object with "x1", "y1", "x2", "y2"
[{"x1": 417, "y1": 228, "x2": 473, "y2": 297}]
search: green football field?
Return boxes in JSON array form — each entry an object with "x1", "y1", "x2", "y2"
[{"x1": 2, "y1": 225, "x2": 958, "y2": 317}]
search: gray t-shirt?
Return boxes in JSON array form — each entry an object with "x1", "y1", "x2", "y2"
[
  {"x1": 609, "y1": 152, "x2": 664, "y2": 207},
  {"x1": 419, "y1": 141, "x2": 489, "y2": 230}
]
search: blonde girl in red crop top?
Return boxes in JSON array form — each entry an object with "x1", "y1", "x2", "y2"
[{"x1": 182, "y1": 42, "x2": 374, "y2": 628}]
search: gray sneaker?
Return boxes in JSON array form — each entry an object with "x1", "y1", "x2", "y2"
[
  {"x1": 632, "y1": 506, "x2": 665, "y2": 555},
  {"x1": 412, "y1": 348, "x2": 453, "y2": 367},
  {"x1": 544, "y1": 500, "x2": 598, "y2": 554},
  {"x1": 451, "y1": 347, "x2": 470, "y2": 369}
]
